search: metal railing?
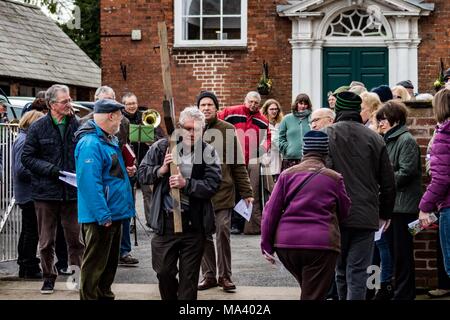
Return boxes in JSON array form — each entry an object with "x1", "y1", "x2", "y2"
[{"x1": 0, "y1": 123, "x2": 21, "y2": 261}]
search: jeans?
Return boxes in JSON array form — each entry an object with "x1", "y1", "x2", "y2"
[
  {"x1": 120, "y1": 218, "x2": 131, "y2": 257},
  {"x1": 375, "y1": 231, "x2": 393, "y2": 283},
  {"x1": 439, "y1": 207, "x2": 450, "y2": 278}
]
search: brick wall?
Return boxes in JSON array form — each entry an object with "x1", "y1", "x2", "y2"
[
  {"x1": 418, "y1": 0, "x2": 450, "y2": 94},
  {"x1": 101, "y1": 1, "x2": 443, "y2": 289},
  {"x1": 408, "y1": 105, "x2": 439, "y2": 289},
  {"x1": 100, "y1": 0, "x2": 292, "y2": 115}
]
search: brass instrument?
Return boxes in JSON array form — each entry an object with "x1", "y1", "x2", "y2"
[{"x1": 142, "y1": 109, "x2": 161, "y2": 127}]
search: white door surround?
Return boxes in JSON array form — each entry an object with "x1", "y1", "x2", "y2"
[{"x1": 277, "y1": 0, "x2": 434, "y2": 107}]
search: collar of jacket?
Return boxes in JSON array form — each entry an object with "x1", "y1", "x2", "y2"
[
  {"x1": 301, "y1": 152, "x2": 327, "y2": 164},
  {"x1": 437, "y1": 118, "x2": 450, "y2": 134},
  {"x1": 93, "y1": 120, "x2": 119, "y2": 147},
  {"x1": 205, "y1": 116, "x2": 218, "y2": 130},
  {"x1": 335, "y1": 110, "x2": 363, "y2": 123},
  {"x1": 384, "y1": 124, "x2": 407, "y2": 142}
]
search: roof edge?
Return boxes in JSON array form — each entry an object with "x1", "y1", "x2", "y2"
[{"x1": 4, "y1": 0, "x2": 40, "y2": 10}]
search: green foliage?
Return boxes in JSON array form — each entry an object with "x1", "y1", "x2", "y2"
[{"x1": 61, "y1": 0, "x2": 100, "y2": 66}]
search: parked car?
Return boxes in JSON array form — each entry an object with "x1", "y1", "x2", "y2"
[{"x1": 5, "y1": 96, "x2": 92, "y2": 121}]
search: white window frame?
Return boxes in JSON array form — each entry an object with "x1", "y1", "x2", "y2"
[{"x1": 174, "y1": 0, "x2": 247, "y2": 48}]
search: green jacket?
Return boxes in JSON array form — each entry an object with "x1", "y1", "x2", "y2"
[
  {"x1": 278, "y1": 113, "x2": 311, "y2": 160},
  {"x1": 203, "y1": 117, "x2": 253, "y2": 211},
  {"x1": 385, "y1": 125, "x2": 422, "y2": 214}
]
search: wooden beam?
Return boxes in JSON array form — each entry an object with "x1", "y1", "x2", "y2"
[{"x1": 157, "y1": 21, "x2": 183, "y2": 234}]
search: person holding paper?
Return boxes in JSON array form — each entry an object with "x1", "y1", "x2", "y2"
[
  {"x1": 138, "y1": 107, "x2": 221, "y2": 300},
  {"x1": 375, "y1": 101, "x2": 422, "y2": 300},
  {"x1": 197, "y1": 91, "x2": 253, "y2": 292},
  {"x1": 74, "y1": 99, "x2": 135, "y2": 300},
  {"x1": 261, "y1": 131, "x2": 351, "y2": 300},
  {"x1": 419, "y1": 88, "x2": 450, "y2": 278},
  {"x1": 21, "y1": 84, "x2": 85, "y2": 295}
]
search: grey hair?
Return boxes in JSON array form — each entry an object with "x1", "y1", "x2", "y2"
[
  {"x1": 121, "y1": 92, "x2": 137, "y2": 104},
  {"x1": 179, "y1": 106, "x2": 205, "y2": 128},
  {"x1": 45, "y1": 84, "x2": 69, "y2": 104},
  {"x1": 95, "y1": 86, "x2": 116, "y2": 100},
  {"x1": 324, "y1": 108, "x2": 336, "y2": 120},
  {"x1": 245, "y1": 91, "x2": 261, "y2": 102}
]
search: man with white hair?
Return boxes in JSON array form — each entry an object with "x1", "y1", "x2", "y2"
[
  {"x1": 75, "y1": 99, "x2": 135, "y2": 300},
  {"x1": 138, "y1": 106, "x2": 221, "y2": 300},
  {"x1": 22, "y1": 84, "x2": 85, "y2": 294},
  {"x1": 310, "y1": 108, "x2": 335, "y2": 131}
]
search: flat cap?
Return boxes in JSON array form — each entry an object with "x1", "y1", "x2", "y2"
[{"x1": 94, "y1": 99, "x2": 125, "y2": 113}]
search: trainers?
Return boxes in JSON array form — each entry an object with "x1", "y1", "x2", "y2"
[
  {"x1": 119, "y1": 253, "x2": 139, "y2": 265},
  {"x1": 58, "y1": 267, "x2": 75, "y2": 276},
  {"x1": 40, "y1": 279, "x2": 55, "y2": 294},
  {"x1": 427, "y1": 289, "x2": 450, "y2": 298}
]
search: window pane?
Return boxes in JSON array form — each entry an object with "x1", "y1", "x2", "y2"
[
  {"x1": 223, "y1": 17, "x2": 241, "y2": 39},
  {"x1": 202, "y1": 17, "x2": 220, "y2": 40},
  {"x1": 183, "y1": 17, "x2": 200, "y2": 40},
  {"x1": 223, "y1": 0, "x2": 240, "y2": 14},
  {"x1": 203, "y1": 0, "x2": 220, "y2": 15},
  {"x1": 184, "y1": 0, "x2": 200, "y2": 15}
]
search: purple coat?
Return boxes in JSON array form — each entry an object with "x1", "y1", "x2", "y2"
[
  {"x1": 419, "y1": 119, "x2": 450, "y2": 212},
  {"x1": 261, "y1": 154, "x2": 351, "y2": 255}
]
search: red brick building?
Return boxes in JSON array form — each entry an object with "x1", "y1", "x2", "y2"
[{"x1": 101, "y1": 0, "x2": 449, "y2": 289}]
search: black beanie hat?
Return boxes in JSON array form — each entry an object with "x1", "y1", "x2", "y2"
[
  {"x1": 334, "y1": 91, "x2": 362, "y2": 112},
  {"x1": 302, "y1": 130, "x2": 329, "y2": 156},
  {"x1": 371, "y1": 85, "x2": 393, "y2": 102},
  {"x1": 197, "y1": 91, "x2": 219, "y2": 110}
]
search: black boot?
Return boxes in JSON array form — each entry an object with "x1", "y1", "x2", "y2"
[{"x1": 374, "y1": 281, "x2": 394, "y2": 300}]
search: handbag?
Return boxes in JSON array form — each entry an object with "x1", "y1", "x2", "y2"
[{"x1": 283, "y1": 168, "x2": 323, "y2": 211}]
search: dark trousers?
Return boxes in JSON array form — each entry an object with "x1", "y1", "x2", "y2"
[
  {"x1": 276, "y1": 248, "x2": 338, "y2": 300},
  {"x1": 55, "y1": 215, "x2": 68, "y2": 271},
  {"x1": 336, "y1": 228, "x2": 375, "y2": 300},
  {"x1": 391, "y1": 213, "x2": 416, "y2": 300},
  {"x1": 80, "y1": 220, "x2": 122, "y2": 300},
  {"x1": 17, "y1": 202, "x2": 40, "y2": 273},
  {"x1": 34, "y1": 201, "x2": 84, "y2": 280},
  {"x1": 201, "y1": 209, "x2": 232, "y2": 279},
  {"x1": 151, "y1": 218, "x2": 206, "y2": 300}
]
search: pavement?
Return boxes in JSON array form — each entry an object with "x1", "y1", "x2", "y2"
[
  {"x1": 0, "y1": 190, "x2": 299, "y2": 300},
  {"x1": 1, "y1": 190, "x2": 449, "y2": 300}
]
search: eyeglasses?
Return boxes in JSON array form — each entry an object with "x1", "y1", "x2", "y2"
[
  {"x1": 55, "y1": 99, "x2": 72, "y2": 106},
  {"x1": 311, "y1": 116, "x2": 331, "y2": 123},
  {"x1": 377, "y1": 118, "x2": 388, "y2": 124}
]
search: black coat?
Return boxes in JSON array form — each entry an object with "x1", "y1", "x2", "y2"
[
  {"x1": 137, "y1": 138, "x2": 221, "y2": 235},
  {"x1": 326, "y1": 114, "x2": 396, "y2": 230},
  {"x1": 21, "y1": 113, "x2": 79, "y2": 201}
]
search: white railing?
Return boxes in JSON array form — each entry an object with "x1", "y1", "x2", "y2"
[{"x1": 0, "y1": 123, "x2": 21, "y2": 261}]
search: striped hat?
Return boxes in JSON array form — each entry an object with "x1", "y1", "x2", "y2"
[
  {"x1": 302, "y1": 130, "x2": 329, "y2": 156},
  {"x1": 334, "y1": 91, "x2": 362, "y2": 112}
]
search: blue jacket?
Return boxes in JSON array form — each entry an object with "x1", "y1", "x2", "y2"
[
  {"x1": 12, "y1": 130, "x2": 33, "y2": 204},
  {"x1": 75, "y1": 120, "x2": 135, "y2": 225}
]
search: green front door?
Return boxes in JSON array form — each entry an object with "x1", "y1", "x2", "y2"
[{"x1": 323, "y1": 47, "x2": 389, "y2": 106}]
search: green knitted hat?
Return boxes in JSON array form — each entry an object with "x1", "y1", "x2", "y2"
[
  {"x1": 333, "y1": 86, "x2": 351, "y2": 95},
  {"x1": 335, "y1": 91, "x2": 362, "y2": 112}
]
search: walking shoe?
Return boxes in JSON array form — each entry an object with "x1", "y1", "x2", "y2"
[
  {"x1": 218, "y1": 277, "x2": 236, "y2": 292},
  {"x1": 119, "y1": 253, "x2": 139, "y2": 265},
  {"x1": 58, "y1": 267, "x2": 75, "y2": 276},
  {"x1": 373, "y1": 282, "x2": 394, "y2": 300},
  {"x1": 198, "y1": 277, "x2": 218, "y2": 290},
  {"x1": 230, "y1": 227, "x2": 242, "y2": 235},
  {"x1": 40, "y1": 279, "x2": 55, "y2": 294},
  {"x1": 427, "y1": 289, "x2": 450, "y2": 298}
]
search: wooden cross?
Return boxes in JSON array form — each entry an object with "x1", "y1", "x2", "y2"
[{"x1": 157, "y1": 21, "x2": 183, "y2": 233}]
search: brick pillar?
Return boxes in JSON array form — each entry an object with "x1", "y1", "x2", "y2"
[{"x1": 407, "y1": 102, "x2": 438, "y2": 289}]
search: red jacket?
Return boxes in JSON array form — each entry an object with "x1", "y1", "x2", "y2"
[{"x1": 218, "y1": 104, "x2": 271, "y2": 165}]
